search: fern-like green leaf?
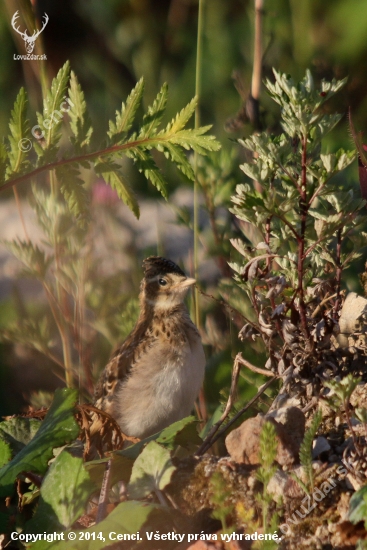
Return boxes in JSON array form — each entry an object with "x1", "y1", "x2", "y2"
[
  {"x1": 108, "y1": 78, "x2": 144, "y2": 144},
  {"x1": 95, "y1": 160, "x2": 140, "y2": 218},
  {"x1": 1, "y1": 317, "x2": 52, "y2": 355},
  {"x1": 299, "y1": 409, "x2": 322, "y2": 492},
  {"x1": 160, "y1": 142, "x2": 195, "y2": 180},
  {"x1": 2, "y1": 239, "x2": 52, "y2": 280},
  {"x1": 55, "y1": 164, "x2": 89, "y2": 225},
  {"x1": 138, "y1": 83, "x2": 168, "y2": 138},
  {"x1": 127, "y1": 148, "x2": 168, "y2": 199},
  {"x1": 36, "y1": 61, "x2": 71, "y2": 163},
  {"x1": 6, "y1": 87, "x2": 30, "y2": 179},
  {"x1": 68, "y1": 71, "x2": 93, "y2": 150},
  {"x1": 168, "y1": 126, "x2": 221, "y2": 154},
  {"x1": 164, "y1": 97, "x2": 197, "y2": 133}
]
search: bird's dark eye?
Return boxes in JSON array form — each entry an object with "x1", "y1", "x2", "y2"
[{"x1": 158, "y1": 278, "x2": 167, "y2": 286}]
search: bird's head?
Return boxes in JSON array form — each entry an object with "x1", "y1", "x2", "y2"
[{"x1": 141, "y1": 256, "x2": 195, "y2": 311}]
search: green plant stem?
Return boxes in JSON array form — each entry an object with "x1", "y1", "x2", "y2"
[
  {"x1": 42, "y1": 282, "x2": 70, "y2": 368},
  {"x1": 43, "y1": 273, "x2": 74, "y2": 388},
  {"x1": 48, "y1": 169, "x2": 74, "y2": 388},
  {"x1": 193, "y1": 0, "x2": 205, "y2": 328}
]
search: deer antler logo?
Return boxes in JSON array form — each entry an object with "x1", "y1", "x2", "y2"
[{"x1": 11, "y1": 11, "x2": 49, "y2": 54}]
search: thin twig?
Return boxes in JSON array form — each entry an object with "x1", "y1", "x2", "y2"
[
  {"x1": 236, "y1": 352, "x2": 275, "y2": 377},
  {"x1": 311, "y1": 292, "x2": 337, "y2": 319},
  {"x1": 197, "y1": 287, "x2": 260, "y2": 331},
  {"x1": 196, "y1": 353, "x2": 242, "y2": 455},
  {"x1": 213, "y1": 377, "x2": 276, "y2": 443},
  {"x1": 197, "y1": 375, "x2": 276, "y2": 456}
]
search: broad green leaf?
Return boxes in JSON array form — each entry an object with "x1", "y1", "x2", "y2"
[
  {"x1": 31, "y1": 501, "x2": 156, "y2": 550},
  {"x1": 68, "y1": 71, "x2": 93, "y2": 149},
  {"x1": 320, "y1": 153, "x2": 337, "y2": 173},
  {"x1": 86, "y1": 417, "x2": 199, "y2": 488},
  {"x1": 25, "y1": 445, "x2": 95, "y2": 533},
  {"x1": 349, "y1": 485, "x2": 367, "y2": 525},
  {"x1": 200, "y1": 405, "x2": 223, "y2": 439},
  {"x1": 0, "y1": 417, "x2": 41, "y2": 457},
  {"x1": 6, "y1": 87, "x2": 30, "y2": 179},
  {"x1": 0, "y1": 440, "x2": 12, "y2": 468},
  {"x1": 0, "y1": 388, "x2": 79, "y2": 498},
  {"x1": 128, "y1": 441, "x2": 176, "y2": 499},
  {"x1": 156, "y1": 416, "x2": 201, "y2": 449},
  {"x1": 108, "y1": 77, "x2": 144, "y2": 142},
  {"x1": 95, "y1": 160, "x2": 139, "y2": 217}
]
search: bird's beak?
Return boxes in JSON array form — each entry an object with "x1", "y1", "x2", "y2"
[{"x1": 177, "y1": 277, "x2": 196, "y2": 288}]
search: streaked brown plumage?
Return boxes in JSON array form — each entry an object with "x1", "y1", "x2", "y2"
[{"x1": 93, "y1": 256, "x2": 205, "y2": 439}]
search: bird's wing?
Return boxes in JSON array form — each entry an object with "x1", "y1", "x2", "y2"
[{"x1": 94, "y1": 322, "x2": 157, "y2": 413}]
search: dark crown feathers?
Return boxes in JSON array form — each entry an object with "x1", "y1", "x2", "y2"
[{"x1": 142, "y1": 256, "x2": 186, "y2": 279}]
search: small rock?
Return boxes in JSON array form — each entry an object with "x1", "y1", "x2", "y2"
[
  {"x1": 312, "y1": 436, "x2": 331, "y2": 458},
  {"x1": 225, "y1": 415, "x2": 298, "y2": 467},
  {"x1": 266, "y1": 406, "x2": 306, "y2": 451},
  {"x1": 339, "y1": 292, "x2": 367, "y2": 334},
  {"x1": 315, "y1": 525, "x2": 329, "y2": 544},
  {"x1": 267, "y1": 470, "x2": 289, "y2": 502},
  {"x1": 350, "y1": 383, "x2": 367, "y2": 409}
]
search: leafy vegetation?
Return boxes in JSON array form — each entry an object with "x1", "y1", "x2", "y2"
[
  {"x1": 0, "y1": 61, "x2": 220, "y2": 392},
  {"x1": 298, "y1": 409, "x2": 322, "y2": 493},
  {"x1": 2, "y1": 40, "x2": 367, "y2": 549},
  {"x1": 230, "y1": 70, "x2": 365, "y2": 392}
]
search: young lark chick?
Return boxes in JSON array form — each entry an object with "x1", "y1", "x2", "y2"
[{"x1": 94, "y1": 256, "x2": 205, "y2": 439}]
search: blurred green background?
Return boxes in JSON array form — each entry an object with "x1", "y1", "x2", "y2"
[{"x1": 1, "y1": 0, "x2": 367, "y2": 417}]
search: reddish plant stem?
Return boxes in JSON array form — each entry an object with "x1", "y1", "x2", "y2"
[
  {"x1": 265, "y1": 216, "x2": 272, "y2": 269},
  {"x1": 265, "y1": 216, "x2": 282, "y2": 339},
  {"x1": 252, "y1": 286, "x2": 260, "y2": 316},
  {"x1": 0, "y1": 136, "x2": 177, "y2": 193},
  {"x1": 297, "y1": 135, "x2": 312, "y2": 345}
]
